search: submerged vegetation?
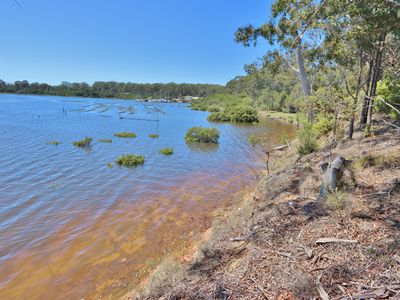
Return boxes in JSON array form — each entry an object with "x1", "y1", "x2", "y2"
[
  {"x1": 114, "y1": 132, "x2": 136, "y2": 138},
  {"x1": 149, "y1": 134, "x2": 160, "y2": 138},
  {"x1": 47, "y1": 141, "x2": 61, "y2": 145},
  {"x1": 73, "y1": 137, "x2": 92, "y2": 148},
  {"x1": 185, "y1": 127, "x2": 220, "y2": 144},
  {"x1": 115, "y1": 154, "x2": 145, "y2": 167},
  {"x1": 159, "y1": 147, "x2": 173, "y2": 155},
  {"x1": 98, "y1": 139, "x2": 112, "y2": 143}
]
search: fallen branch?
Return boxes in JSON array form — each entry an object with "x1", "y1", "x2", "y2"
[
  {"x1": 272, "y1": 144, "x2": 289, "y2": 151},
  {"x1": 230, "y1": 227, "x2": 259, "y2": 242},
  {"x1": 316, "y1": 238, "x2": 358, "y2": 244},
  {"x1": 361, "y1": 191, "x2": 390, "y2": 197},
  {"x1": 382, "y1": 119, "x2": 400, "y2": 130},
  {"x1": 316, "y1": 273, "x2": 330, "y2": 300}
]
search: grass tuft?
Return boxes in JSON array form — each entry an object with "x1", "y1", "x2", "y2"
[
  {"x1": 326, "y1": 191, "x2": 348, "y2": 210},
  {"x1": 115, "y1": 154, "x2": 144, "y2": 167},
  {"x1": 73, "y1": 137, "x2": 92, "y2": 148},
  {"x1": 140, "y1": 258, "x2": 185, "y2": 298},
  {"x1": 149, "y1": 134, "x2": 160, "y2": 138},
  {"x1": 114, "y1": 132, "x2": 136, "y2": 138},
  {"x1": 159, "y1": 147, "x2": 173, "y2": 155},
  {"x1": 185, "y1": 126, "x2": 220, "y2": 144}
]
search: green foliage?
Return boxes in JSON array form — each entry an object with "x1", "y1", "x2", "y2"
[
  {"x1": 311, "y1": 117, "x2": 334, "y2": 138},
  {"x1": 248, "y1": 134, "x2": 261, "y2": 147},
  {"x1": 107, "y1": 163, "x2": 113, "y2": 168},
  {"x1": 47, "y1": 141, "x2": 61, "y2": 145},
  {"x1": 326, "y1": 192, "x2": 348, "y2": 210},
  {"x1": 207, "y1": 112, "x2": 230, "y2": 122},
  {"x1": 297, "y1": 125, "x2": 318, "y2": 156},
  {"x1": 98, "y1": 139, "x2": 112, "y2": 143},
  {"x1": 194, "y1": 94, "x2": 258, "y2": 123},
  {"x1": 377, "y1": 78, "x2": 400, "y2": 117},
  {"x1": 114, "y1": 132, "x2": 136, "y2": 138},
  {"x1": 159, "y1": 147, "x2": 174, "y2": 155},
  {"x1": 73, "y1": 137, "x2": 92, "y2": 148},
  {"x1": 185, "y1": 127, "x2": 220, "y2": 144},
  {"x1": 228, "y1": 105, "x2": 259, "y2": 123},
  {"x1": 0, "y1": 80, "x2": 225, "y2": 100},
  {"x1": 149, "y1": 134, "x2": 160, "y2": 138},
  {"x1": 115, "y1": 154, "x2": 145, "y2": 167}
]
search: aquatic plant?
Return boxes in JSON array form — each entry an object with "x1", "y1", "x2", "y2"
[
  {"x1": 115, "y1": 154, "x2": 145, "y2": 167},
  {"x1": 114, "y1": 132, "x2": 136, "y2": 138},
  {"x1": 107, "y1": 163, "x2": 113, "y2": 168},
  {"x1": 149, "y1": 134, "x2": 160, "y2": 138},
  {"x1": 98, "y1": 139, "x2": 112, "y2": 143},
  {"x1": 185, "y1": 127, "x2": 220, "y2": 144},
  {"x1": 159, "y1": 147, "x2": 173, "y2": 155},
  {"x1": 73, "y1": 137, "x2": 93, "y2": 148},
  {"x1": 47, "y1": 141, "x2": 61, "y2": 145}
]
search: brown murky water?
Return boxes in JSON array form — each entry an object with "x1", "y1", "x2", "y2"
[{"x1": 0, "y1": 94, "x2": 296, "y2": 299}]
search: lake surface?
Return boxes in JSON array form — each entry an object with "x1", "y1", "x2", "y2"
[{"x1": 0, "y1": 94, "x2": 295, "y2": 299}]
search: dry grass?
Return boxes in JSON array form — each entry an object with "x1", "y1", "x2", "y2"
[{"x1": 137, "y1": 259, "x2": 185, "y2": 299}]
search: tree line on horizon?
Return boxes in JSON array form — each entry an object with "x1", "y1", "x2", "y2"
[{"x1": 0, "y1": 79, "x2": 225, "y2": 100}]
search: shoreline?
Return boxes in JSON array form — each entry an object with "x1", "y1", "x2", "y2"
[
  {"x1": 134, "y1": 119, "x2": 400, "y2": 299},
  {"x1": 126, "y1": 125, "x2": 300, "y2": 299}
]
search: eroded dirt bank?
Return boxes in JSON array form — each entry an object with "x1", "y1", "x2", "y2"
[{"x1": 132, "y1": 122, "x2": 400, "y2": 300}]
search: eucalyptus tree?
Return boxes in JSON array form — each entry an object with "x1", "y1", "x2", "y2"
[{"x1": 235, "y1": 0, "x2": 329, "y2": 121}]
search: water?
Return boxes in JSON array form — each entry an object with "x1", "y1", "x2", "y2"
[{"x1": 0, "y1": 94, "x2": 295, "y2": 299}]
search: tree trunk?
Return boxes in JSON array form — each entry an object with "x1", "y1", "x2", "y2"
[
  {"x1": 366, "y1": 42, "x2": 385, "y2": 134},
  {"x1": 296, "y1": 40, "x2": 313, "y2": 122},
  {"x1": 348, "y1": 56, "x2": 364, "y2": 139},
  {"x1": 360, "y1": 59, "x2": 374, "y2": 128}
]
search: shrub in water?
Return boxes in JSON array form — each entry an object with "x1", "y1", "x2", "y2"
[
  {"x1": 149, "y1": 134, "x2": 160, "y2": 138},
  {"x1": 228, "y1": 105, "x2": 259, "y2": 123},
  {"x1": 98, "y1": 139, "x2": 112, "y2": 143},
  {"x1": 73, "y1": 137, "x2": 92, "y2": 148},
  {"x1": 159, "y1": 147, "x2": 173, "y2": 155},
  {"x1": 207, "y1": 112, "x2": 230, "y2": 122},
  {"x1": 115, "y1": 154, "x2": 145, "y2": 167},
  {"x1": 114, "y1": 132, "x2": 136, "y2": 138},
  {"x1": 297, "y1": 125, "x2": 318, "y2": 156},
  {"x1": 185, "y1": 126, "x2": 220, "y2": 144}
]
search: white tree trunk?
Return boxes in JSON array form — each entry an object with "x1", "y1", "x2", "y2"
[{"x1": 296, "y1": 40, "x2": 310, "y2": 97}]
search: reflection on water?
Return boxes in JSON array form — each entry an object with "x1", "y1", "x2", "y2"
[
  {"x1": 186, "y1": 142, "x2": 219, "y2": 153},
  {"x1": 0, "y1": 94, "x2": 296, "y2": 299}
]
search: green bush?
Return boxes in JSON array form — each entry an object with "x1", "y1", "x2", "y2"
[
  {"x1": 115, "y1": 154, "x2": 145, "y2": 167},
  {"x1": 98, "y1": 139, "x2": 112, "y2": 143},
  {"x1": 159, "y1": 147, "x2": 174, "y2": 155},
  {"x1": 114, "y1": 132, "x2": 136, "y2": 138},
  {"x1": 207, "y1": 112, "x2": 230, "y2": 122},
  {"x1": 297, "y1": 125, "x2": 318, "y2": 156},
  {"x1": 311, "y1": 117, "x2": 333, "y2": 138},
  {"x1": 149, "y1": 134, "x2": 159, "y2": 138},
  {"x1": 47, "y1": 141, "x2": 61, "y2": 145},
  {"x1": 185, "y1": 126, "x2": 220, "y2": 144},
  {"x1": 207, "y1": 106, "x2": 258, "y2": 123},
  {"x1": 227, "y1": 105, "x2": 259, "y2": 123},
  {"x1": 73, "y1": 137, "x2": 92, "y2": 148}
]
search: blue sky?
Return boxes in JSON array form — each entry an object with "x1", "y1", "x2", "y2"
[{"x1": 0, "y1": 0, "x2": 271, "y2": 85}]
